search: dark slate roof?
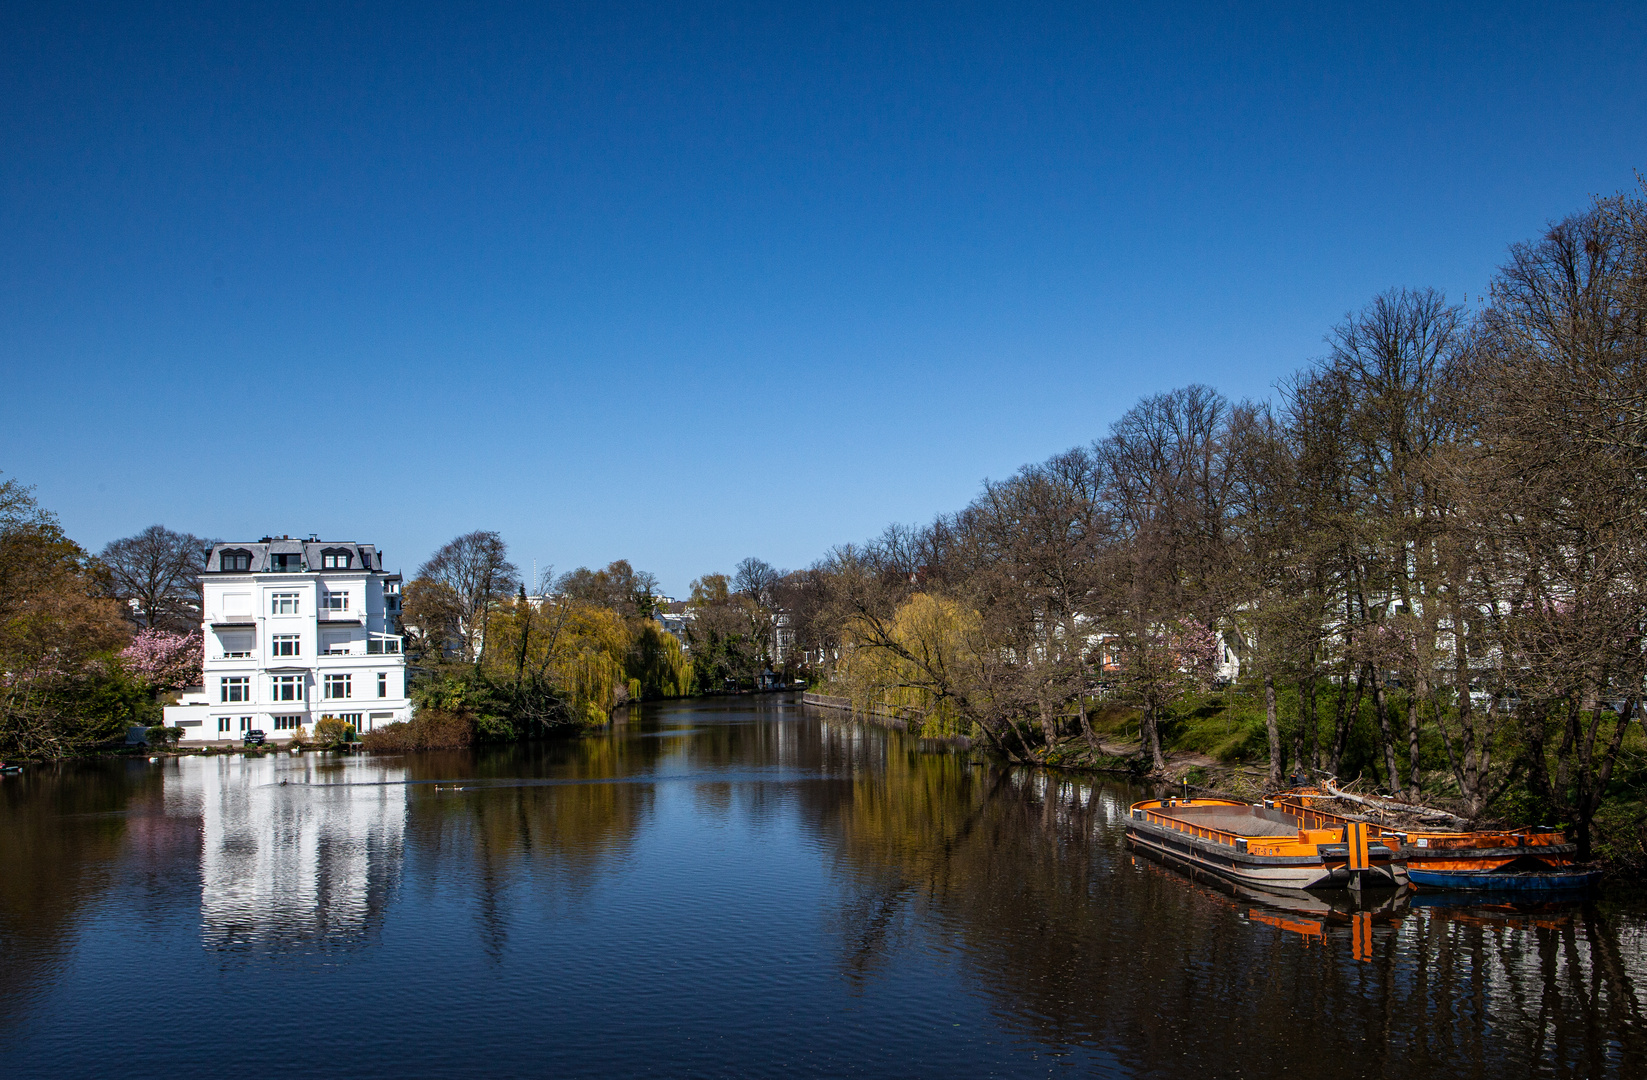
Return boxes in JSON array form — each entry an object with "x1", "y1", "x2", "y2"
[{"x1": 207, "y1": 539, "x2": 386, "y2": 573}]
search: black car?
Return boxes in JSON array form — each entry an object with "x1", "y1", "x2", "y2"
[{"x1": 242, "y1": 730, "x2": 266, "y2": 746}]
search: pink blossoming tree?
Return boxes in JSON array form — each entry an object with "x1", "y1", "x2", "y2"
[{"x1": 119, "y1": 628, "x2": 203, "y2": 692}]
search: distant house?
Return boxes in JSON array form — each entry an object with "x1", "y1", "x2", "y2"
[
  {"x1": 164, "y1": 536, "x2": 411, "y2": 742},
  {"x1": 656, "y1": 599, "x2": 694, "y2": 647}
]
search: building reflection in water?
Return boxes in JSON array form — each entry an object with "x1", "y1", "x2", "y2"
[{"x1": 166, "y1": 755, "x2": 407, "y2": 953}]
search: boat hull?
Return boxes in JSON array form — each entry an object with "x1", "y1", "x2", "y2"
[
  {"x1": 1126, "y1": 816, "x2": 1401, "y2": 891},
  {"x1": 1406, "y1": 868, "x2": 1602, "y2": 891}
]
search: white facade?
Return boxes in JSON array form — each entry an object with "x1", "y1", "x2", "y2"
[{"x1": 165, "y1": 537, "x2": 410, "y2": 743}]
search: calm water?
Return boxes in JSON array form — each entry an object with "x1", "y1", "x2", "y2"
[{"x1": 3, "y1": 696, "x2": 1645, "y2": 1078}]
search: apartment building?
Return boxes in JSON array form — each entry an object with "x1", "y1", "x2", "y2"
[{"x1": 165, "y1": 537, "x2": 410, "y2": 742}]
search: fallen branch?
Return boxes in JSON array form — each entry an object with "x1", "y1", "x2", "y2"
[{"x1": 1320, "y1": 777, "x2": 1469, "y2": 828}]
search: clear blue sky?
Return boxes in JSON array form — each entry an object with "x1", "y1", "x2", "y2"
[{"x1": 3, "y1": 2, "x2": 1643, "y2": 594}]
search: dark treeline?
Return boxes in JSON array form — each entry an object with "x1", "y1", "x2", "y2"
[{"x1": 783, "y1": 189, "x2": 1647, "y2": 860}]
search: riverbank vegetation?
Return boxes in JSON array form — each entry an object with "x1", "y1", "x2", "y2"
[
  {"x1": 784, "y1": 188, "x2": 1647, "y2": 863},
  {"x1": 0, "y1": 480, "x2": 207, "y2": 758},
  {"x1": 387, "y1": 533, "x2": 693, "y2": 747}
]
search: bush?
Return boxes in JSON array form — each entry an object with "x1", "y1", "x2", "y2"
[
  {"x1": 144, "y1": 725, "x2": 183, "y2": 747},
  {"x1": 313, "y1": 716, "x2": 355, "y2": 748},
  {"x1": 361, "y1": 707, "x2": 475, "y2": 751}
]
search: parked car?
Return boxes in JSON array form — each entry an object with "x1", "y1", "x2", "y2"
[{"x1": 243, "y1": 729, "x2": 266, "y2": 746}]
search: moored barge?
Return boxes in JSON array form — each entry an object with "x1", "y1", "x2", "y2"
[
  {"x1": 1270, "y1": 789, "x2": 1600, "y2": 892},
  {"x1": 1126, "y1": 797, "x2": 1402, "y2": 890}
]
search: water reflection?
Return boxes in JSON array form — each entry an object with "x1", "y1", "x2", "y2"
[
  {"x1": 805, "y1": 736, "x2": 1647, "y2": 1078},
  {"x1": 166, "y1": 755, "x2": 408, "y2": 953},
  {"x1": 2, "y1": 701, "x2": 1646, "y2": 1079}
]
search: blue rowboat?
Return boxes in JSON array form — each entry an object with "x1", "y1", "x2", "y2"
[{"x1": 1405, "y1": 868, "x2": 1602, "y2": 891}]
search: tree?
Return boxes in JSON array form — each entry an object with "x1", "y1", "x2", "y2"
[
  {"x1": 0, "y1": 474, "x2": 133, "y2": 757},
  {"x1": 414, "y1": 531, "x2": 520, "y2": 665},
  {"x1": 1464, "y1": 192, "x2": 1647, "y2": 853},
  {"x1": 119, "y1": 628, "x2": 203, "y2": 692},
  {"x1": 557, "y1": 560, "x2": 661, "y2": 618},
  {"x1": 1093, "y1": 385, "x2": 1238, "y2": 772},
  {"x1": 99, "y1": 525, "x2": 211, "y2": 632}
]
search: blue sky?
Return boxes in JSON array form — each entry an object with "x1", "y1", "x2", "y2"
[{"x1": 2, "y1": 1, "x2": 1643, "y2": 594}]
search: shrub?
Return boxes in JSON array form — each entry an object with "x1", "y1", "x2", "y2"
[
  {"x1": 144, "y1": 725, "x2": 183, "y2": 747},
  {"x1": 361, "y1": 707, "x2": 475, "y2": 751},
  {"x1": 313, "y1": 716, "x2": 355, "y2": 748}
]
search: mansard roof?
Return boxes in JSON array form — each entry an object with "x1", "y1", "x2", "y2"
[{"x1": 206, "y1": 538, "x2": 386, "y2": 573}]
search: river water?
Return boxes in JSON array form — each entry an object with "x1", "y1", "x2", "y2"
[{"x1": 2, "y1": 696, "x2": 1644, "y2": 1078}]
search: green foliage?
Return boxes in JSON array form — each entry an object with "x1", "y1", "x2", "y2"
[
  {"x1": 475, "y1": 713, "x2": 518, "y2": 742},
  {"x1": 144, "y1": 724, "x2": 182, "y2": 747},
  {"x1": 313, "y1": 716, "x2": 356, "y2": 747},
  {"x1": 625, "y1": 620, "x2": 693, "y2": 699},
  {"x1": 1161, "y1": 693, "x2": 1270, "y2": 763}
]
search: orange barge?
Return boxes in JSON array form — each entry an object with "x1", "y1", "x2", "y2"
[{"x1": 1126, "y1": 797, "x2": 1403, "y2": 890}]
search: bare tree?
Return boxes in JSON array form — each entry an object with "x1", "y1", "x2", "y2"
[
  {"x1": 1465, "y1": 194, "x2": 1647, "y2": 854},
  {"x1": 99, "y1": 525, "x2": 211, "y2": 631},
  {"x1": 416, "y1": 531, "x2": 520, "y2": 665}
]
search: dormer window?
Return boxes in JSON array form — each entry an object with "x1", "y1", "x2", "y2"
[
  {"x1": 321, "y1": 548, "x2": 353, "y2": 569},
  {"x1": 270, "y1": 553, "x2": 302, "y2": 572},
  {"x1": 220, "y1": 549, "x2": 252, "y2": 572}
]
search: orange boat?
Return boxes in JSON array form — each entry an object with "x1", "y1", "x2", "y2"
[
  {"x1": 1126, "y1": 796, "x2": 1403, "y2": 890},
  {"x1": 1271, "y1": 789, "x2": 1599, "y2": 892}
]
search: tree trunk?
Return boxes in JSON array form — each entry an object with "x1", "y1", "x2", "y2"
[
  {"x1": 1330, "y1": 667, "x2": 1367, "y2": 779},
  {"x1": 1407, "y1": 668, "x2": 1429, "y2": 797},
  {"x1": 1369, "y1": 668, "x2": 1405, "y2": 799},
  {"x1": 1264, "y1": 672, "x2": 1283, "y2": 789},
  {"x1": 1143, "y1": 701, "x2": 1166, "y2": 773}
]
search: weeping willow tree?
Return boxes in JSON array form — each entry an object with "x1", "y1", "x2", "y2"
[
  {"x1": 837, "y1": 593, "x2": 982, "y2": 738},
  {"x1": 629, "y1": 619, "x2": 695, "y2": 699}
]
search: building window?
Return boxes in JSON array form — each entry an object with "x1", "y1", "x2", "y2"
[
  {"x1": 324, "y1": 673, "x2": 352, "y2": 699},
  {"x1": 270, "y1": 553, "x2": 301, "y2": 572},
  {"x1": 322, "y1": 635, "x2": 350, "y2": 655},
  {"x1": 220, "y1": 676, "x2": 249, "y2": 703},
  {"x1": 321, "y1": 549, "x2": 352, "y2": 569},
  {"x1": 220, "y1": 549, "x2": 252, "y2": 571},
  {"x1": 272, "y1": 634, "x2": 300, "y2": 657},
  {"x1": 218, "y1": 629, "x2": 253, "y2": 658},
  {"x1": 218, "y1": 717, "x2": 232, "y2": 733},
  {"x1": 272, "y1": 675, "x2": 304, "y2": 702},
  {"x1": 272, "y1": 715, "x2": 305, "y2": 731},
  {"x1": 378, "y1": 672, "x2": 388, "y2": 697},
  {"x1": 272, "y1": 592, "x2": 300, "y2": 615},
  {"x1": 323, "y1": 590, "x2": 349, "y2": 611},
  {"x1": 386, "y1": 595, "x2": 401, "y2": 611}
]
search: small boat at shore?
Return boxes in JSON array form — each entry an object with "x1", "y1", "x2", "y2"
[
  {"x1": 1393, "y1": 828, "x2": 1600, "y2": 891},
  {"x1": 1126, "y1": 796, "x2": 1403, "y2": 890}
]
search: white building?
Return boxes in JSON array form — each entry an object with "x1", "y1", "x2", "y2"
[{"x1": 165, "y1": 537, "x2": 410, "y2": 743}]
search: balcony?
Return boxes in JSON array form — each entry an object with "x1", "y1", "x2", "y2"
[{"x1": 366, "y1": 636, "x2": 403, "y2": 655}]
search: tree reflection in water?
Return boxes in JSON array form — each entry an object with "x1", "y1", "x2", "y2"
[
  {"x1": 2, "y1": 702, "x2": 1645, "y2": 1079},
  {"x1": 805, "y1": 719, "x2": 1647, "y2": 1078}
]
